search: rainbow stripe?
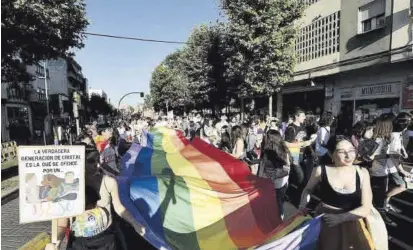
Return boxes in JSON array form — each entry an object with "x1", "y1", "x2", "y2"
[
  {"x1": 286, "y1": 144, "x2": 301, "y2": 165},
  {"x1": 94, "y1": 135, "x2": 108, "y2": 153},
  {"x1": 119, "y1": 127, "x2": 283, "y2": 249}
]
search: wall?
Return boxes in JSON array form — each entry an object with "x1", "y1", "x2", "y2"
[
  {"x1": 294, "y1": 0, "x2": 341, "y2": 72},
  {"x1": 26, "y1": 64, "x2": 46, "y2": 91},
  {"x1": 47, "y1": 58, "x2": 68, "y2": 96},
  {"x1": 390, "y1": 0, "x2": 413, "y2": 62},
  {"x1": 339, "y1": 0, "x2": 392, "y2": 61}
]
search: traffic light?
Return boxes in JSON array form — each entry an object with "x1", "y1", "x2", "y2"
[{"x1": 140, "y1": 92, "x2": 144, "y2": 98}]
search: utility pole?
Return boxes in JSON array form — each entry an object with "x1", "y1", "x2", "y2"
[{"x1": 40, "y1": 60, "x2": 52, "y2": 144}]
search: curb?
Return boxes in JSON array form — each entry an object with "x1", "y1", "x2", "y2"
[
  {"x1": 18, "y1": 232, "x2": 51, "y2": 250},
  {"x1": 1, "y1": 186, "x2": 19, "y2": 205}
]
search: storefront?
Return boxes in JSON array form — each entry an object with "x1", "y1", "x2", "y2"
[
  {"x1": 281, "y1": 86, "x2": 325, "y2": 120},
  {"x1": 336, "y1": 82, "x2": 401, "y2": 125}
]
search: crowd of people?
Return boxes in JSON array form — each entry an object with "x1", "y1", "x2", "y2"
[{"x1": 46, "y1": 109, "x2": 413, "y2": 250}]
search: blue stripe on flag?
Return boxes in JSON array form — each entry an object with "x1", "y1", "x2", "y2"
[
  {"x1": 256, "y1": 215, "x2": 322, "y2": 250},
  {"x1": 117, "y1": 176, "x2": 169, "y2": 249}
]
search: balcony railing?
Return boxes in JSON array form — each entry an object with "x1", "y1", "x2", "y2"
[
  {"x1": 29, "y1": 92, "x2": 47, "y2": 103},
  {"x1": 6, "y1": 83, "x2": 31, "y2": 101}
]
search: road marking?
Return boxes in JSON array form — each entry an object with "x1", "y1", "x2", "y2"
[{"x1": 18, "y1": 232, "x2": 51, "y2": 250}]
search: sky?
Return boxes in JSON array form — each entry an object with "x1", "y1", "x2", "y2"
[{"x1": 75, "y1": 0, "x2": 221, "y2": 107}]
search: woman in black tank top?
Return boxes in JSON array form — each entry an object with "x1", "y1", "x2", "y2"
[{"x1": 298, "y1": 135, "x2": 379, "y2": 250}]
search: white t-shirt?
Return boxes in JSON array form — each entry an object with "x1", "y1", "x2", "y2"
[
  {"x1": 387, "y1": 132, "x2": 406, "y2": 173},
  {"x1": 315, "y1": 126, "x2": 330, "y2": 156}
]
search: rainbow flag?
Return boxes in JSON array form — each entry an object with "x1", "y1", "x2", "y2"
[
  {"x1": 119, "y1": 128, "x2": 321, "y2": 249},
  {"x1": 255, "y1": 215, "x2": 322, "y2": 250},
  {"x1": 94, "y1": 135, "x2": 108, "y2": 153},
  {"x1": 119, "y1": 127, "x2": 282, "y2": 249}
]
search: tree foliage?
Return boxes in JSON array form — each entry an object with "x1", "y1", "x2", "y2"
[
  {"x1": 143, "y1": 94, "x2": 153, "y2": 109},
  {"x1": 221, "y1": 0, "x2": 304, "y2": 96},
  {"x1": 149, "y1": 0, "x2": 304, "y2": 111},
  {"x1": 181, "y1": 24, "x2": 231, "y2": 111},
  {"x1": 88, "y1": 94, "x2": 112, "y2": 118},
  {"x1": 1, "y1": 0, "x2": 89, "y2": 83},
  {"x1": 149, "y1": 50, "x2": 189, "y2": 111}
]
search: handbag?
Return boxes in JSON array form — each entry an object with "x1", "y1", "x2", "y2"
[
  {"x1": 358, "y1": 139, "x2": 379, "y2": 162},
  {"x1": 356, "y1": 166, "x2": 388, "y2": 250},
  {"x1": 364, "y1": 207, "x2": 388, "y2": 250}
]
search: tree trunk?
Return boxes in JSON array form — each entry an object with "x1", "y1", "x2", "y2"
[
  {"x1": 269, "y1": 95, "x2": 273, "y2": 117},
  {"x1": 240, "y1": 98, "x2": 245, "y2": 121}
]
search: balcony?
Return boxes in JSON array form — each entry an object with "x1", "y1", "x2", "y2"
[
  {"x1": 29, "y1": 91, "x2": 47, "y2": 103},
  {"x1": 6, "y1": 83, "x2": 31, "y2": 102},
  {"x1": 68, "y1": 70, "x2": 86, "y2": 87}
]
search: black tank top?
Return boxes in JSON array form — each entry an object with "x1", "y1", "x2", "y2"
[{"x1": 319, "y1": 165, "x2": 362, "y2": 211}]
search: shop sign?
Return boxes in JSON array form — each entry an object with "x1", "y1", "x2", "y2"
[
  {"x1": 340, "y1": 88, "x2": 353, "y2": 100},
  {"x1": 356, "y1": 83, "x2": 398, "y2": 98}
]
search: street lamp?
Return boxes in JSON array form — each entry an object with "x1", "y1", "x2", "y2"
[{"x1": 117, "y1": 92, "x2": 144, "y2": 120}]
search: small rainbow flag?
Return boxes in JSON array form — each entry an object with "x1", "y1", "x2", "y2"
[
  {"x1": 94, "y1": 135, "x2": 108, "y2": 153},
  {"x1": 119, "y1": 128, "x2": 320, "y2": 249}
]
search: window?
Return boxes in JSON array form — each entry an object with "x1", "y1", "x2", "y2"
[
  {"x1": 295, "y1": 11, "x2": 340, "y2": 63},
  {"x1": 359, "y1": 0, "x2": 385, "y2": 34}
]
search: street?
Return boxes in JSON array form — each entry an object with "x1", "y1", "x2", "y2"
[{"x1": 1, "y1": 198, "x2": 51, "y2": 249}]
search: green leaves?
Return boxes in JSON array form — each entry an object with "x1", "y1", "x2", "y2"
[
  {"x1": 150, "y1": 50, "x2": 189, "y2": 111},
  {"x1": 89, "y1": 94, "x2": 112, "y2": 118},
  {"x1": 2, "y1": 0, "x2": 89, "y2": 83},
  {"x1": 221, "y1": 0, "x2": 304, "y2": 96},
  {"x1": 150, "y1": 0, "x2": 304, "y2": 112}
]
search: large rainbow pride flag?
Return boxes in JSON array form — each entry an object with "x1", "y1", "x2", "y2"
[{"x1": 118, "y1": 127, "x2": 321, "y2": 249}]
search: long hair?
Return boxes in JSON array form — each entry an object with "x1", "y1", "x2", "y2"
[
  {"x1": 231, "y1": 125, "x2": 243, "y2": 150},
  {"x1": 263, "y1": 130, "x2": 290, "y2": 166},
  {"x1": 374, "y1": 117, "x2": 393, "y2": 141},
  {"x1": 219, "y1": 132, "x2": 232, "y2": 153}
]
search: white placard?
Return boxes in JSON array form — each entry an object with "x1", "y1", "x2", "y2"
[{"x1": 19, "y1": 145, "x2": 85, "y2": 224}]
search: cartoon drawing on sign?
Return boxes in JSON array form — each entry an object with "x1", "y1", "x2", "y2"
[
  {"x1": 19, "y1": 145, "x2": 85, "y2": 223},
  {"x1": 25, "y1": 173, "x2": 44, "y2": 215},
  {"x1": 24, "y1": 173, "x2": 80, "y2": 217}
]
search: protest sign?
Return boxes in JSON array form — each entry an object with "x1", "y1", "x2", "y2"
[{"x1": 18, "y1": 145, "x2": 85, "y2": 224}]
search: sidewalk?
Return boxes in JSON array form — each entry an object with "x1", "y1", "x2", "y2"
[{"x1": 1, "y1": 198, "x2": 51, "y2": 249}]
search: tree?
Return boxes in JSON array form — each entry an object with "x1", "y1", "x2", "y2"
[
  {"x1": 150, "y1": 50, "x2": 189, "y2": 111},
  {"x1": 180, "y1": 24, "x2": 231, "y2": 113},
  {"x1": 143, "y1": 94, "x2": 153, "y2": 109},
  {"x1": 220, "y1": 0, "x2": 304, "y2": 96},
  {"x1": 88, "y1": 94, "x2": 112, "y2": 118},
  {"x1": 1, "y1": 0, "x2": 89, "y2": 83}
]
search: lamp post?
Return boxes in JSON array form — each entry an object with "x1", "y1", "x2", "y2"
[
  {"x1": 38, "y1": 60, "x2": 50, "y2": 144},
  {"x1": 117, "y1": 92, "x2": 144, "y2": 120}
]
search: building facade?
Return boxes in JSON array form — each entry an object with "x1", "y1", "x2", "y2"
[
  {"x1": 1, "y1": 63, "x2": 48, "y2": 142},
  {"x1": 278, "y1": 0, "x2": 413, "y2": 125},
  {"x1": 47, "y1": 57, "x2": 88, "y2": 123}
]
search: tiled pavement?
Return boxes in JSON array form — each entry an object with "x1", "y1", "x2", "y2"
[{"x1": 1, "y1": 198, "x2": 51, "y2": 249}]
